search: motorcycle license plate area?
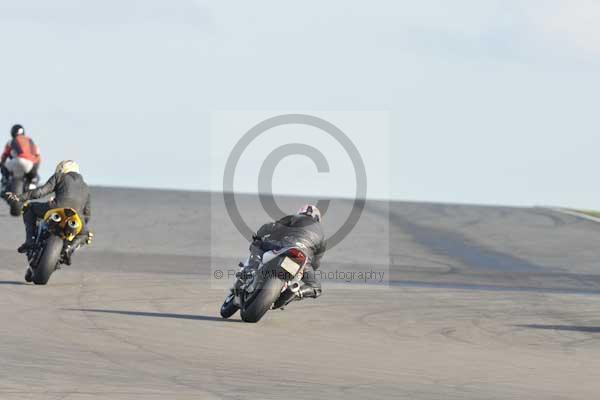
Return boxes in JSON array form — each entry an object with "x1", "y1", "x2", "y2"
[{"x1": 280, "y1": 257, "x2": 300, "y2": 275}]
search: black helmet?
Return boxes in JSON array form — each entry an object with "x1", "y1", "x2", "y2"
[{"x1": 10, "y1": 124, "x2": 24, "y2": 139}]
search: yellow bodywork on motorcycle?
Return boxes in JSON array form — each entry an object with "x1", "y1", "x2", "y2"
[{"x1": 43, "y1": 208, "x2": 83, "y2": 242}]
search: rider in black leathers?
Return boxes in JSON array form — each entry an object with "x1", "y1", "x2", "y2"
[
  {"x1": 250, "y1": 205, "x2": 326, "y2": 307},
  {"x1": 5, "y1": 160, "x2": 92, "y2": 259}
]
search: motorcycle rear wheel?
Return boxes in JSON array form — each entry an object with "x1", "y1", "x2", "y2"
[
  {"x1": 240, "y1": 277, "x2": 284, "y2": 323},
  {"x1": 32, "y1": 236, "x2": 63, "y2": 285},
  {"x1": 9, "y1": 178, "x2": 23, "y2": 216}
]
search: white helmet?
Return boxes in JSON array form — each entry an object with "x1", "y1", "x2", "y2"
[
  {"x1": 297, "y1": 204, "x2": 321, "y2": 222},
  {"x1": 55, "y1": 160, "x2": 80, "y2": 175}
]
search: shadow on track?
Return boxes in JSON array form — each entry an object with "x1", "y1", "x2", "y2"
[
  {"x1": 0, "y1": 280, "x2": 26, "y2": 285},
  {"x1": 66, "y1": 308, "x2": 242, "y2": 323},
  {"x1": 515, "y1": 324, "x2": 600, "y2": 333}
]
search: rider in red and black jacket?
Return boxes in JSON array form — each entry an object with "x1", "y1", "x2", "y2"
[{"x1": 0, "y1": 124, "x2": 41, "y2": 183}]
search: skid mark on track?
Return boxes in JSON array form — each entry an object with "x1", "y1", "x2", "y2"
[
  {"x1": 390, "y1": 212, "x2": 546, "y2": 273},
  {"x1": 530, "y1": 209, "x2": 569, "y2": 228},
  {"x1": 430, "y1": 326, "x2": 476, "y2": 345},
  {"x1": 366, "y1": 203, "x2": 549, "y2": 274}
]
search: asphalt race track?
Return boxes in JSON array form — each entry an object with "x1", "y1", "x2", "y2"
[{"x1": 2, "y1": 187, "x2": 600, "y2": 399}]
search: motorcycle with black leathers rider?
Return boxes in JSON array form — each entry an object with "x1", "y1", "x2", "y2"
[
  {"x1": 220, "y1": 206, "x2": 326, "y2": 323},
  {"x1": 5, "y1": 160, "x2": 93, "y2": 284}
]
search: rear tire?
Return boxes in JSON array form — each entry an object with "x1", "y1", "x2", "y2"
[
  {"x1": 240, "y1": 277, "x2": 284, "y2": 323},
  {"x1": 9, "y1": 178, "x2": 23, "y2": 216},
  {"x1": 33, "y1": 236, "x2": 63, "y2": 285}
]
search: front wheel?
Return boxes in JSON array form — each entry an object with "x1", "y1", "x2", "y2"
[
  {"x1": 240, "y1": 277, "x2": 284, "y2": 323},
  {"x1": 32, "y1": 236, "x2": 63, "y2": 285},
  {"x1": 220, "y1": 293, "x2": 240, "y2": 319}
]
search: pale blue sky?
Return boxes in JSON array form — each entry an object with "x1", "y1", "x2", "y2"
[{"x1": 0, "y1": 1, "x2": 598, "y2": 208}]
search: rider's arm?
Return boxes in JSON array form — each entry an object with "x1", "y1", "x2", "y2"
[
  {"x1": 0, "y1": 143, "x2": 10, "y2": 165},
  {"x1": 19, "y1": 173, "x2": 58, "y2": 201},
  {"x1": 32, "y1": 141, "x2": 41, "y2": 162},
  {"x1": 256, "y1": 222, "x2": 276, "y2": 240},
  {"x1": 249, "y1": 222, "x2": 276, "y2": 251},
  {"x1": 254, "y1": 215, "x2": 294, "y2": 240}
]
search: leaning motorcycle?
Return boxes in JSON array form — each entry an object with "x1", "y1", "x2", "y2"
[
  {"x1": 25, "y1": 207, "x2": 88, "y2": 285},
  {"x1": 220, "y1": 246, "x2": 308, "y2": 323},
  {"x1": 1, "y1": 169, "x2": 37, "y2": 216}
]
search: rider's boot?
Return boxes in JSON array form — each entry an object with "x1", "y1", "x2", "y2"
[
  {"x1": 298, "y1": 285, "x2": 322, "y2": 299},
  {"x1": 17, "y1": 237, "x2": 35, "y2": 254},
  {"x1": 63, "y1": 245, "x2": 74, "y2": 266},
  {"x1": 273, "y1": 283, "x2": 322, "y2": 309},
  {"x1": 64, "y1": 232, "x2": 93, "y2": 266},
  {"x1": 18, "y1": 207, "x2": 37, "y2": 253}
]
